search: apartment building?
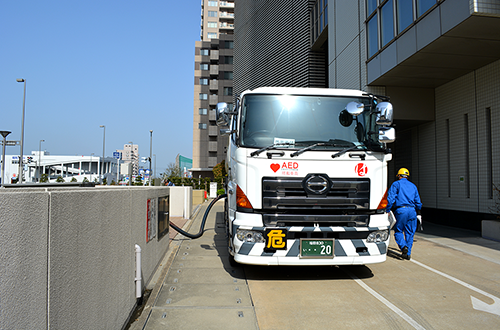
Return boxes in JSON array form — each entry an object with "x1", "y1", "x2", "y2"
[
  {"x1": 234, "y1": 0, "x2": 500, "y2": 230},
  {"x1": 191, "y1": 0, "x2": 234, "y2": 178},
  {"x1": 117, "y1": 143, "x2": 139, "y2": 177}
]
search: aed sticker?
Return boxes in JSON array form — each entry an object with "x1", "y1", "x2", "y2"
[
  {"x1": 355, "y1": 163, "x2": 368, "y2": 177},
  {"x1": 264, "y1": 228, "x2": 288, "y2": 251},
  {"x1": 270, "y1": 162, "x2": 299, "y2": 176}
]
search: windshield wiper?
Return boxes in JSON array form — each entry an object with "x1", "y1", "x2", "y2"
[
  {"x1": 290, "y1": 142, "x2": 332, "y2": 157},
  {"x1": 331, "y1": 144, "x2": 366, "y2": 159},
  {"x1": 250, "y1": 142, "x2": 293, "y2": 157},
  {"x1": 291, "y1": 139, "x2": 353, "y2": 157}
]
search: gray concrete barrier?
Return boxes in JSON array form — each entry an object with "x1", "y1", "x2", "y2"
[{"x1": 0, "y1": 185, "x2": 186, "y2": 329}]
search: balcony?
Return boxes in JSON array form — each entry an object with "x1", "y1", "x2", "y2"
[
  {"x1": 208, "y1": 141, "x2": 218, "y2": 152},
  {"x1": 209, "y1": 126, "x2": 218, "y2": 136},
  {"x1": 210, "y1": 49, "x2": 219, "y2": 60},
  {"x1": 208, "y1": 157, "x2": 218, "y2": 167},
  {"x1": 209, "y1": 79, "x2": 218, "y2": 90},
  {"x1": 209, "y1": 64, "x2": 219, "y2": 75},
  {"x1": 209, "y1": 94, "x2": 219, "y2": 105},
  {"x1": 219, "y1": 22, "x2": 234, "y2": 30},
  {"x1": 220, "y1": 12, "x2": 235, "y2": 19},
  {"x1": 209, "y1": 110, "x2": 217, "y2": 121},
  {"x1": 220, "y1": 1, "x2": 234, "y2": 8}
]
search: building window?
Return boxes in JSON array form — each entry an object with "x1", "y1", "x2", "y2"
[
  {"x1": 200, "y1": 64, "x2": 209, "y2": 70},
  {"x1": 207, "y1": 22, "x2": 217, "y2": 28},
  {"x1": 200, "y1": 78, "x2": 208, "y2": 85},
  {"x1": 201, "y1": 49, "x2": 209, "y2": 56},
  {"x1": 208, "y1": 11, "x2": 218, "y2": 17},
  {"x1": 224, "y1": 87, "x2": 233, "y2": 96},
  {"x1": 199, "y1": 123, "x2": 207, "y2": 129},
  {"x1": 199, "y1": 93, "x2": 208, "y2": 100},
  {"x1": 199, "y1": 108, "x2": 208, "y2": 115},
  {"x1": 417, "y1": 0, "x2": 436, "y2": 17},
  {"x1": 397, "y1": 0, "x2": 413, "y2": 33},
  {"x1": 223, "y1": 71, "x2": 233, "y2": 80},
  {"x1": 367, "y1": 0, "x2": 437, "y2": 58},
  {"x1": 367, "y1": 0, "x2": 377, "y2": 15},
  {"x1": 224, "y1": 41, "x2": 234, "y2": 49},
  {"x1": 224, "y1": 56, "x2": 233, "y2": 64},
  {"x1": 381, "y1": 0, "x2": 394, "y2": 47},
  {"x1": 208, "y1": 32, "x2": 217, "y2": 39},
  {"x1": 312, "y1": 0, "x2": 328, "y2": 42},
  {"x1": 367, "y1": 13, "x2": 378, "y2": 58},
  {"x1": 208, "y1": 1, "x2": 218, "y2": 6}
]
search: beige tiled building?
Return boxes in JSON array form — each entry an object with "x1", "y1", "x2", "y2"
[{"x1": 191, "y1": 0, "x2": 234, "y2": 178}]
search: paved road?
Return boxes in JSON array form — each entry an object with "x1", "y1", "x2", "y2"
[{"x1": 131, "y1": 200, "x2": 500, "y2": 329}]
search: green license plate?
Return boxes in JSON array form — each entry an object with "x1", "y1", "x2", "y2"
[{"x1": 300, "y1": 239, "x2": 334, "y2": 258}]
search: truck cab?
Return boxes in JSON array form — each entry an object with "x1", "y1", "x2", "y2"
[{"x1": 217, "y1": 87, "x2": 395, "y2": 266}]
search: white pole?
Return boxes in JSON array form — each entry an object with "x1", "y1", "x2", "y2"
[{"x1": 134, "y1": 244, "x2": 142, "y2": 300}]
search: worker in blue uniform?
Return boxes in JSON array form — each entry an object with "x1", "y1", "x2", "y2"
[{"x1": 385, "y1": 168, "x2": 422, "y2": 260}]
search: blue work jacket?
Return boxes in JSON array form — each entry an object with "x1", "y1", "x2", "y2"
[{"x1": 385, "y1": 178, "x2": 422, "y2": 213}]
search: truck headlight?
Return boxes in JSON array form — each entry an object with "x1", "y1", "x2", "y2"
[
  {"x1": 236, "y1": 229, "x2": 265, "y2": 243},
  {"x1": 367, "y1": 230, "x2": 389, "y2": 243}
]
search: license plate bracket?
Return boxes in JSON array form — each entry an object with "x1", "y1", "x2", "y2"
[{"x1": 300, "y1": 239, "x2": 334, "y2": 258}]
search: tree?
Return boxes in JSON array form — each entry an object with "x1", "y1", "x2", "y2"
[
  {"x1": 213, "y1": 160, "x2": 227, "y2": 195},
  {"x1": 70, "y1": 177, "x2": 77, "y2": 182},
  {"x1": 163, "y1": 162, "x2": 180, "y2": 180},
  {"x1": 82, "y1": 177, "x2": 89, "y2": 183},
  {"x1": 56, "y1": 176, "x2": 65, "y2": 183},
  {"x1": 212, "y1": 160, "x2": 227, "y2": 180},
  {"x1": 40, "y1": 174, "x2": 49, "y2": 183},
  {"x1": 134, "y1": 175, "x2": 143, "y2": 186}
]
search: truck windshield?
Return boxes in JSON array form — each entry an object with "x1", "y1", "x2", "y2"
[{"x1": 240, "y1": 94, "x2": 384, "y2": 151}]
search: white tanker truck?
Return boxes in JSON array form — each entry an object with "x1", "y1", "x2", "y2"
[{"x1": 216, "y1": 87, "x2": 396, "y2": 266}]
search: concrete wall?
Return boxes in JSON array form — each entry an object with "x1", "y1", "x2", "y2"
[{"x1": 0, "y1": 186, "x2": 181, "y2": 330}]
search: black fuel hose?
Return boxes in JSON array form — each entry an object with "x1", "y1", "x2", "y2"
[{"x1": 169, "y1": 194, "x2": 227, "y2": 239}]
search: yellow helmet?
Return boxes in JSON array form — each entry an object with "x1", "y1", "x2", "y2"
[{"x1": 397, "y1": 168, "x2": 410, "y2": 177}]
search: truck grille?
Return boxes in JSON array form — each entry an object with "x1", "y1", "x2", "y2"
[{"x1": 261, "y1": 176, "x2": 371, "y2": 227}]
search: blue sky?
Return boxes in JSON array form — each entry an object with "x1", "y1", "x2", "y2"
[{"x1": 1, "y1": 1, "x2": 200, "y2": 174}]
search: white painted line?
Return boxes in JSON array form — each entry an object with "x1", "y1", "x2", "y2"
[
  {"x1": 344, "y1": 270, "x2": 426, "y2": 330},
  {"x1": 411, "y1": 259, "x2": 500, "y2": 317}
]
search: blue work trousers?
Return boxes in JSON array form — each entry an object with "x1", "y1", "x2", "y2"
[{"x1": 393, "y1": 207, "x2": 418, "y2": 255}]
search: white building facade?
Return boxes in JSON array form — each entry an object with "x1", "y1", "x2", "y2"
[{"x1": 1, "y1": 151, "x2": 118, "y2": 184}]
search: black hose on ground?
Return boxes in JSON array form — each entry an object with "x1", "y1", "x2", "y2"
[{"x1": 169, "y1": 194, "x2": 227, "y2": 239}]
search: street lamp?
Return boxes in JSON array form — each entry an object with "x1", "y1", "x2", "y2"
[
  {"x1": 149, "y1": 130, "x2": 153, "y2": 186},
  {"x1": 16, "y1": 78, "x2": 26, "y2": 184},
  {"x1": 129, "y1": 142, "x2": 133, "y2": 186},
  {"x1": 39, "y1": 139, "x2": 45, "y2": 182},
  {"x1": 100, "y1": 125, "x2": 105, "y2": 184},
  {"x1": 1, "y1": 131, "x2": 12, "y2": 186}
]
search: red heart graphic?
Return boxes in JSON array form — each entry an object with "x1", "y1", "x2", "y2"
[{"x1": 270, "y1": 163, "x2": 280, "y2": 173}]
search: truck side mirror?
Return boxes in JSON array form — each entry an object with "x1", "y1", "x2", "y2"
[
  {"x1": 379, "y1": 127, "x2": 395, "y2": 143},
  {"x1": 375, "y1": 102, "x2": 393, "y2": 126},
  {"x1": 216, "y1": 102, "x2": 230, "y2": 127},
  {"x1": 346, "y1": 101, "x2": 364, "y2": 116}
]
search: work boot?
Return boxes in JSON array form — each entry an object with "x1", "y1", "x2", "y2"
[{"x1": 401, "y1": 246, "x2": 408, "y2": 259}]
